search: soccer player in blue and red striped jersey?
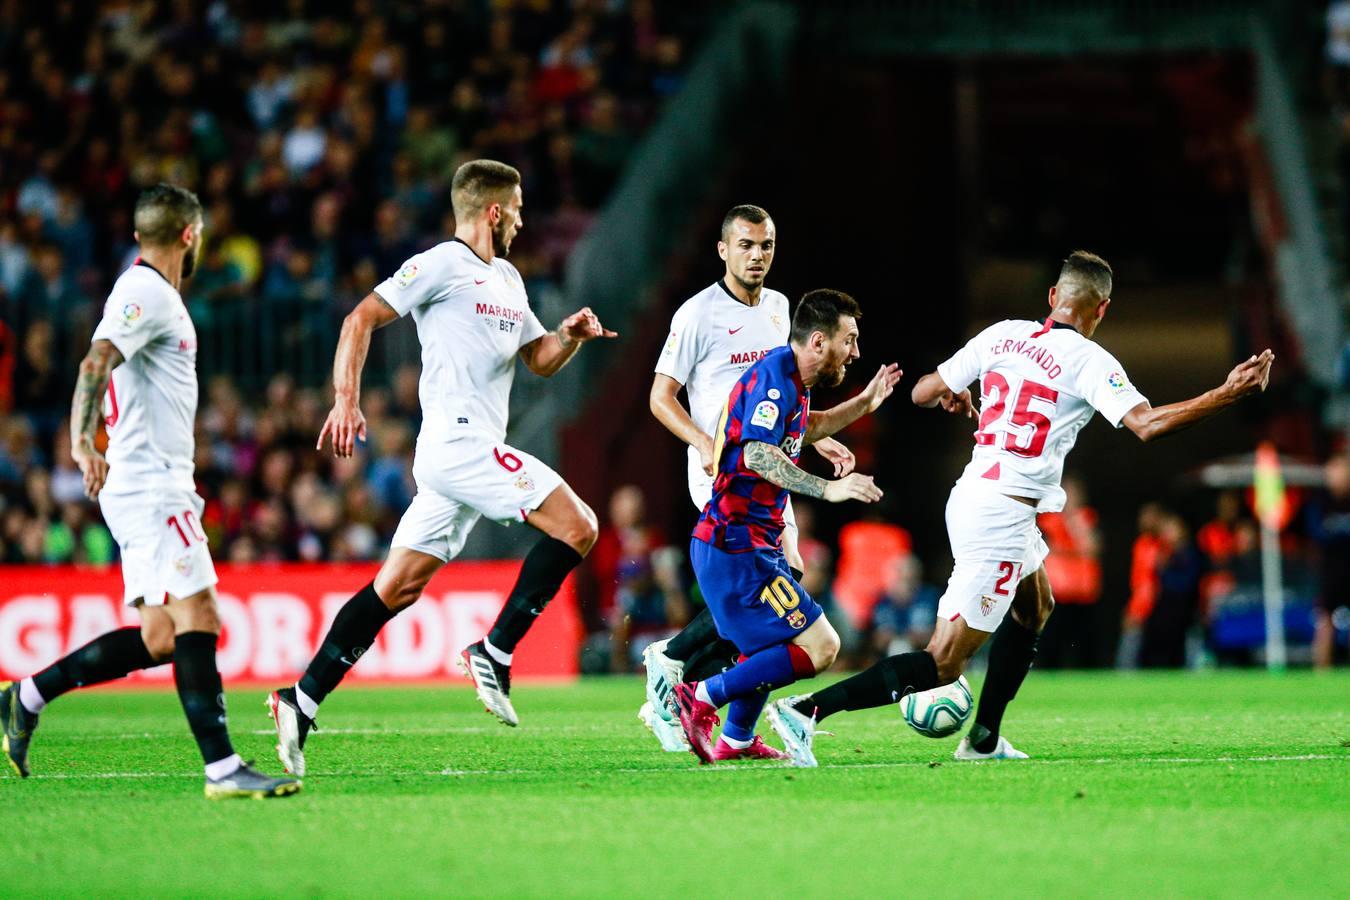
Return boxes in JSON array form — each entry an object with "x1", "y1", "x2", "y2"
[{"x1": 673, "y1": 289, "x2": 902, "y2": 765}]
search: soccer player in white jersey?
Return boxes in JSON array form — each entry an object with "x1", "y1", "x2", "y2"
[
  {"x1": 0, "y1": 185, "x2": 298, "y2": 799},
  {"x1": 768, "y1": 251, "x2": 1273, "y2": 763},
  {"x1": 267, "y1": 160, "x2": 615, "y2": 776},
  {"x1": 638, "y1": 204, "x2": 893, "y2": 755}
]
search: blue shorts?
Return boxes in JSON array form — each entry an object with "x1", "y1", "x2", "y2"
[{"x1": 690, "y1": 538, "x2": 823, "y2": 656}]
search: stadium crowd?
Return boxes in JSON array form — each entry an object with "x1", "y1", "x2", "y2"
[{"x1": 0, "y1": 0, "x2": 697, "y2": 384}]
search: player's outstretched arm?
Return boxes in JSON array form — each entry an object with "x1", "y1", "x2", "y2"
[
  {"x1": 912, "y1": 371, "x2": 974, "y2": 417},
  {"x1": 1122, "y1": 349, "x2": 1274, "y2": 443},
  {"x1": 743, "y1": 441, "x2": 882, "y2": 504},
  {"x1": 318, "y1": 292, "x2": 399, "y2": 458},
  {"x1": 520, "y1": 306, "x2": 618, "y2": 377},
  {"x1": 69, "y1": 339, "x2": 125, "y2": 500},
  {"x1": 650, "y1": 374, "x2": 716, "y2": 475},
  {"x1": 805, "y1": 362, "x2": 903, "y2": 442}
]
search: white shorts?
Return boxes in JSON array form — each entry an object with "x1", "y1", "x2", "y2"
[
  {"x1": 391, "y1": 433, "x2": 564, "y2": 562},
  {"x1": 688, "y1": 469, "x2": 798, "y2": 542},
  {"x1": 99, "y1": 488, "x2": 218, "y2": 607},
  {"x1": 936, "y1": 483, "x2": 1049, "y2": 632}
]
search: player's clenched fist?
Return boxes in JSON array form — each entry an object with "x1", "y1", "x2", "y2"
[
  {"x1": 941, "y1": 388, "x2": 974, "y2": 418},
  {"x1": 824, "y1": 472, "x2": 882, "y2": 504},
  {"x1": 558, "y1": 306, "x2": 618, "y2": 346},
  {"x1": 317, "y1": 398, "x2": 367, "y2": 458},
  {"x1": 1224, "y1": 349, "x2": 1275, "y2": 398}
]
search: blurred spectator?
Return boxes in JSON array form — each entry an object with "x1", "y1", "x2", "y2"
[
  {"x1": 589, "y1": 483, "x2": 665, "y2": 626},
  {"x1": 1139, "y1": 513, "x2": 1207, "y2": 668},
  {"x1": 868, "y1": 554, "x2": 939, "y2": 660},
  {"x1": 1119, "y1": 502, "x2": 1168, "y2": 667},
  {"x1": 1037, "y1": 475, "x2": 1102, "y2": 668},
  {"x1": 589, "y1": 484, "x2": 689, "y2": 671},
  {"x1": 1196, "y1": 490, "x2": 1244, "y2": 612},
  {"x1": 832, "y1": 515, "x2": 912, "y2": 632},
  {"x1": 1307, "y1": 454, "x2": 1350, "y2": 668},
  {"x1": 611, "y1": 545, "x2": 692, "y2": 673},
  {"x1": 1328, "y1": 1, "x2": 1350, "y2": 103}
]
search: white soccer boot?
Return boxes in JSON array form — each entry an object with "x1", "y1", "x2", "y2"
[
  {"x1": 765, "y1": 696, "x2": 818, "y2": 768},
  {"x1": 638, "y1": 700, "x2": 690, "y2": 752},
  {"x1": 954, "y1": 734, "x2": 1029, "y2": 760},
  {"x1": 642, "y1": 639, "x2": 683, "y2": 722},
  {"x1": 266, "y1": 687, "x2": 316, "y2": 777},
  {"x1": 459, "y1": 641, "x2": 519, "y2": 727}
]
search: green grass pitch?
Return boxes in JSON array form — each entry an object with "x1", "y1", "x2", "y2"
[{"x1": 6, "y1": 671, "x2": 1347, "y2": 898}]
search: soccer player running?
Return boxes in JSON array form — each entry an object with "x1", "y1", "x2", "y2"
[
  {"x1": 672, "y1": 289, "x2": 901, "y2": 765},
  {"x1": 768, "y1": 252, "x2": 1274, "y2": 762},
  {"x1": 640, "y1": 204, "x2": 857, "y2": 752},
  {"x1": 0, "y1": 185, "x2": 298, "y2": 798},
  {"x1": 267, "y1": 160, "x2": 615, "y2": 776}
]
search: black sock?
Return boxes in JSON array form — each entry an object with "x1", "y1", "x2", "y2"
[
  {"x1": 682, "y1": 638, "x2": 740, "y2": 682},
  {"x1": 298, "y1": 581, "x2": 395, "y2": 705},
  {"x1": 665, "y1": 606, "x2": 719, "y2": 662},
  {"x1": 970, "y1": 617, "x2": 1039, "y2": 752},
  {"x1": 487, "y1": 536, "x2": 583, "y2": 654},
  {"x1": 798, "y1": 651, "x2": 939, "y2": 722},
  {"x1": 173, "y1": 631, "x2": 234, "y2": 765},
  {"x1": 30, "y1": 627, "x2": 158, "y2": 705}
]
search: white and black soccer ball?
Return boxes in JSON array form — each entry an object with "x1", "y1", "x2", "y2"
[{"x1": 901, "y1": 675, "x2": 974, "y2": 738}]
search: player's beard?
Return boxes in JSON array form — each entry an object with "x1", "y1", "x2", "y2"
[
  {"x1": 492, "y1": 219, "x2": 511, "y2": 257},
  {"x1": 730, "y1": 267, "x2": 765, "y2": 292},
  {"x1": 822, "y1": 350, "x2": 849, "y2": 387}
]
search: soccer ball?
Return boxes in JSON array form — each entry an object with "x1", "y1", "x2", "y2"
[{"x1": 901, "y1": 675, "x2": 974, "y2": 738}]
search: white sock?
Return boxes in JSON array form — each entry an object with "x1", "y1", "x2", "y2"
[
  {"x1": 483, "y1": 638, "x2": 512, "y2": 666},
  {"x1": 694, "y1": 681, "x2": 713, "y2": 705},
  {"x1": 204, "y1": 753, "x2": 243, "y2": 780},
  {"x1": 18, "y1": 677, "x2": 46, "y2": 715},
  {"x1": 294, "y1": 685, "x2": 320, "y2": 720},
  {"x1": 719, "y1": 733, "x2": 752, "y2": 750}
]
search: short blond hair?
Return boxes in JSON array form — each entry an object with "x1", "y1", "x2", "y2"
[{"x1": 450, "y1": 159, "x2": 521, "y2": 220}]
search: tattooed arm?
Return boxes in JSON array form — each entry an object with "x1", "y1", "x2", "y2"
[
  {"x1": 70, "y1": 339, "x2": 125, "y2": 499},
  {"x1": 742, "y1": 441, "x2": 883, "y2": 504}
]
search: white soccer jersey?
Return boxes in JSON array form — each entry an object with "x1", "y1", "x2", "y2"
[
  {"x1": 654, "y1": 281, "x2": 791, "y2": 492},
  {"x1": 937, "y1": 317, "x2": 1148, "y2": 512},
  {"x1": 91, "y1": 261, "x2": 199, "y2": 494},
  {"x1": 374, "y1": 240, "x2": 548, "y2": 443}
]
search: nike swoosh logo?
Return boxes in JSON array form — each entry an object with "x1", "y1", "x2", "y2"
[
  {"x1": 475, "y1": 279, "x2": 487, "y2": 285},
  {"x1": 728, "y1": 326, "x2": 743, "y2": 335}
]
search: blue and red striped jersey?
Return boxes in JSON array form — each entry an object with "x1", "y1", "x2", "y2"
[{"x1": 693, "y1": 345, "x2": 810, "y2": 552}]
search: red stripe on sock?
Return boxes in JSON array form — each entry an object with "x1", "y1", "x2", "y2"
[{"x1": 787, "y1": 644, "x2": 815, "y2": 678}]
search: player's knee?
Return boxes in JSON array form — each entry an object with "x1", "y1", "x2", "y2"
[
  {"x1": 801, "y1": 622, "x2": 840, "y2": 673},
  {"x1": 561, "y1": 502, "x2": 599, "y2": 556},
  {"x1": 169, "y1": 591, "x2": 222, "y2": 635},
  {"x1": 376, "y1": 572, "x2": 430, "y2": 612},
  {"x1": 810, "y1": 631, "x2": 841, "y2": 672},
  {"x1": 1014, "y1": 589, "x2": 1055, "y2": 633},
  {"x1": 933, "y1": 653, "x2": 966, "y2": 685},
  {"x1": 925, "y1": 643, "x2": 968, "y2": 685},
  {"x1": 141, "y1": 621, "x2": 175, "y2": 662}
]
